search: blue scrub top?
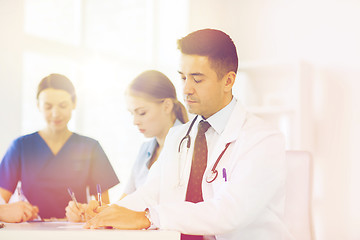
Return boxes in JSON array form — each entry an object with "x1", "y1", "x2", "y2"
[{"x1": 0, "y1": 132, "x2": 119, "y2": 218}]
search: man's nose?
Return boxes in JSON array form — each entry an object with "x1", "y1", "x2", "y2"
[{"x1": 183, "y1": 78, "x2": 194, "y2": 96}]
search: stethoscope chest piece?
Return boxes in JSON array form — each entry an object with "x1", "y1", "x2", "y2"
[{"x1": 206, "y1": 170, "x2": 218, "y2": 183}]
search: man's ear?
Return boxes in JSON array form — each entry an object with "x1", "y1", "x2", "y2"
[
  {"x1": 223, "y1": 71, "x2": 236, "y2": 93},
  {"x1": 162, "y1": 98, "x2": 174, "y2": 114}
]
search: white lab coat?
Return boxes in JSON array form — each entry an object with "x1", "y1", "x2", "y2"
[{"x1": 117, "y1": 101, "x2": 294, "y2": 240}]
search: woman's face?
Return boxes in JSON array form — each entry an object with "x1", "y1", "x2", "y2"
[
  {"x1": 126, "y1": 95, "x2": 171, "y2": 139},
  {"x1": 37, "y1": 88, "x2": 75, "y2": 132}
]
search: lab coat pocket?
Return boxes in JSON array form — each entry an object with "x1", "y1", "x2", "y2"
[{"x1": 203, "y1": 165, "x2": 230, "y2": 200}]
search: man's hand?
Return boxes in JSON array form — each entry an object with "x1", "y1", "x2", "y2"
[
  {"x1": 0, "y1": 201, "x2": 39, "y2": 223},
  {"x1": 84, "y1": 200, "x2": 108, "y2": 221},
  {"x1": 84, "y1": 204, "x2": 150, "y2": 230}
]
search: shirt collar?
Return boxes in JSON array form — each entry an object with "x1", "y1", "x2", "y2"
[
  {"x1": 173, "y1": 118, "x2": 182, "y2": 127},
  {"x1": 202, "y1": 97, "x2": 237, "y2": 135}
]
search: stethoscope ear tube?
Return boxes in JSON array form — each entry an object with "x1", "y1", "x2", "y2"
[
  {"x1": 186, "y1": 135, "x2": 191, "y2": 149},
  {"x1": 178, "y1": 115, "x2": 198, "y2": 152}
]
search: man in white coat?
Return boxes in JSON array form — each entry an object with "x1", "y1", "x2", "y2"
[{"x1": 85, "y1": 29, "x2": 292, "y2": 240}]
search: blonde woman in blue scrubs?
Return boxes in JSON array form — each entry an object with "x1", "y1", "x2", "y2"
[{"x1": 66, "y1": 70, "x2": 188, "y2": 222}]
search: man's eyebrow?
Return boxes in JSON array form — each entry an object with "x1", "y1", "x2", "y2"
[{"x1": 177, "y1": 71, "x2": 205, "y2": 77}]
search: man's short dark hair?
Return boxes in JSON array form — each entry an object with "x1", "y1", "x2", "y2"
[{"x1": 177, "y1": 29, "x2": 238, "y2": 79}]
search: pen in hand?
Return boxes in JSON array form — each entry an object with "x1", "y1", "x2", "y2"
[
  {"x1": 96, "y1": 184, "x2": 102, "y2": 207},
  {"x1": 67, "y1": 188, "x2": 80, "y2": 210},
  {"x1": 67, "y1": 187, "x2": 86, "y2": 221}
]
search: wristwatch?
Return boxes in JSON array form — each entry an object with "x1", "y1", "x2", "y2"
[{"x1": 144, "y1": 208, "x2": 153, "y2": 229}]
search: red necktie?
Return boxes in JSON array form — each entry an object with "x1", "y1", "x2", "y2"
[{"x1": 182, "y1": 120, "x2": 211, "y2": 240}]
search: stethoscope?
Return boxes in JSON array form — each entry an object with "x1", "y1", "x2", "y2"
[{"x1": 178, "y1": 115, "x2": 231, "y2": 184}]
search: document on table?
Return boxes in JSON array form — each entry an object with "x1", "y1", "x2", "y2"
[
  {"x1": 56, "y1": 222, "x2": 84, "y2": 229},
  {"x1": 0, "y1": 221, "x2": 85, "y2": 230}
]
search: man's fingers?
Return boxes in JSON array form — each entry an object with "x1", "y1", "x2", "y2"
[
  {"x1": 97, "y1": 204, "x2": 109, "y2": 213},
  {"x1": 84, "y1": 217, "x2": 97, "y2": 229},
  {"x1": 87, "y1": 200, "x2": 99, "y2": 212},
  {"x1": 84, "y1": 201, "x2": 100, "y2": 221},
  {"x1": 84, "y1": 212, "x2": 108, "y2": 229}
]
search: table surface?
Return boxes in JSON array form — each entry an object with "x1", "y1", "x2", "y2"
[{"x1": 0, "y1": 221, "x2": 180, "y2": 240}]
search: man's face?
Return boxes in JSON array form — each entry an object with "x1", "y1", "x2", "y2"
[{"x1": 178, "y1": 54, "x2": 227, "y2": 119}]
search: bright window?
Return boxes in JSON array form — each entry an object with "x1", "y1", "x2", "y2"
[{"x1": 22, "y1": 0, "x2": 188, "y2": 201}]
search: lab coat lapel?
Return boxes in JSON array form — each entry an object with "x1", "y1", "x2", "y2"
[{"x1": 206, "y1": 101, "x2": 247, "y2": 169}]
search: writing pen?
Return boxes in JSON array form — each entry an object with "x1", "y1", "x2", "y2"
[
  {"x1": 96, "y1": 184, "x2": 102, "y2": 206},
  {"x1": 67, "y1": 188, "x2": 85, "y2": 221},
  {"x1": 67, "y1": 188, "x2": 80, "y2": 210}
]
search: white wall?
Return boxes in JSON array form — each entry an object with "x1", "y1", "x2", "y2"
[
  {"x1": 0, "y1": 0, "x2": 24, "y2": 156},
  {"x1": 0, "y1": 0, "x2": 189, "y2": 203},
  {"x1": 187, "y1": 0, "x2": 360, "y2": 239}
]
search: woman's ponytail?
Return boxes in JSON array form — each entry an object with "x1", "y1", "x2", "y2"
[{"x1": 173, "y1": 100, "x2": 188, "y2": 124}]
